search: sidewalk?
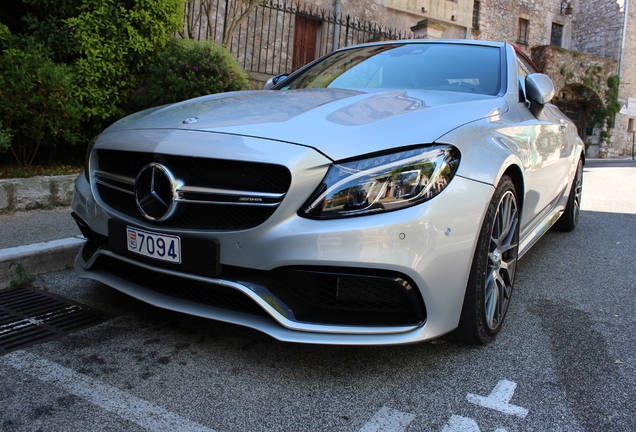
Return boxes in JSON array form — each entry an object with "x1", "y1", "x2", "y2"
[{"x1": 0, "y1": 175, "x2": 84, "y2": 288}]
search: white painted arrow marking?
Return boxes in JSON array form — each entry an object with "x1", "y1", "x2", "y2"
[
  {"x1": 466, "y1": 380, "x2": 529, "y2": 418},
  {"x1": 359, "y1": 406, "x2": 416, "y2": 432}
]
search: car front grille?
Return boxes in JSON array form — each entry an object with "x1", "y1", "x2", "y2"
[{"x1": 94, "y1": 149, "x2": 292, "y2": 230}]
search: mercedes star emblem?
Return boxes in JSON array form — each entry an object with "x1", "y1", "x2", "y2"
[{"x1": 135, "y1": 163, "x2": 178, "y2": 221}]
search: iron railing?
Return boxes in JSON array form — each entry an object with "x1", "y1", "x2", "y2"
[{"x1": 180, "y1": 0, "x2": 413, "y2": 76}]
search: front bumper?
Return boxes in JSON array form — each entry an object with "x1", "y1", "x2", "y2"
[{"x1": 73, "y1": 168, "x2": 493, "y2": 345}]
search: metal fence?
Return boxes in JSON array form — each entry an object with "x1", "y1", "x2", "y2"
[{"x1": 181, "y1": 0, "x2": 413, "y2": 76}]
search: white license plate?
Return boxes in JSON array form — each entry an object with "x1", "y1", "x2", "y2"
[{"x1": 126, "y1": 227, "x2": 181, "y2": 264}]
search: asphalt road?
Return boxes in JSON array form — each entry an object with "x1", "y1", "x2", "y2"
[{"x1": 1, "y1": 159, "x2": 635, "y2": 432}]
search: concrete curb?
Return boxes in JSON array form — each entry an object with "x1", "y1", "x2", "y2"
[
  {"x1": 0, "y1": 174, "x2": 78, "y2": 214},
  {"x1": 0, "y1": 237, "x2": 85, "y2": 289}
]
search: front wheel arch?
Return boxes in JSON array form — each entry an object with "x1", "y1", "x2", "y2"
[
  {"x1": 455, "y1": 175, "x2": 520, "y2": 345},
  {"x1": 502, "y1": 164, "x2": 524, "y2": 217}
]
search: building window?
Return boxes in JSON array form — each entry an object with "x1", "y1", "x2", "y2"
[
  {"x1": 473, "y1": 1, "x2": 481, "y2": 30},
  {"x1": 551, "y1": 23, "x2": 564, "y2": 47},
  {"x1": 517, "y1": 19, "x2": 529, "y2": 44}
]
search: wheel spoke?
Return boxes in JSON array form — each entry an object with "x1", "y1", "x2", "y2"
[{"x1": 484, "y1": 271, "x2": 498, "y2": 328}]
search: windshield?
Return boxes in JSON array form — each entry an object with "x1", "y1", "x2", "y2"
[{"x1": 279, "y1": 43, "x2": 502, "y2": 96}]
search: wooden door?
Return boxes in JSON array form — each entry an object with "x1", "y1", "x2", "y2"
[{"x1": 293, "y1": 16, "x2": 319, "y2": 70}]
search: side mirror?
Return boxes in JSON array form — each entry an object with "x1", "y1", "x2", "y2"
[
  {"x1": 263, "y1": 73, "x2": 290, "y2": 90},
  {"x1": 525, "y1": 73, "x2": 555, "y2": 105}
]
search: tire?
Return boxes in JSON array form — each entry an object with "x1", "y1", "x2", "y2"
[
  {"x1": 455, "y1": 176, "x2": 519, "y2": 345},
  {"x1": 554, "y1": 158, "x2": 583, "y2": 232}
]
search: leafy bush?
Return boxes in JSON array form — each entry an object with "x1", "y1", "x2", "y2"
[
  {"x1": 0, "y1": 24, "x2": 9, "y2": 41},
  {"x1": 64, "y1": 0, "x2": 185, "y2": 133},
  {"x1": 0, "y1": 38, "x2": 83, "y2": 167},
  {"x1": 3, "y1": 0, "x2": 185, "y2": 139},
  {"x1": 130, "y1": 38, "x2": 249, "y2": 111},
  {"x1": 0, "y1": 122, "x2": 12, "y2": 155}
]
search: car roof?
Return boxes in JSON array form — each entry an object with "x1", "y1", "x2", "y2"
[{"x1": 335, "y1": 39, "x2": 507, "y2": 51}]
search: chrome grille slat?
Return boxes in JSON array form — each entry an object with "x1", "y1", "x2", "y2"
[
  {"x1": 175, "y1": 198, "x2": 282, "y2": 207},
  {"x1": 177, "y1": 185, "x2": 285, "y2": 199},
  {"x1": 95, "y1": 178, "x2": 135, "y2": 195},
  {"x1": 94, "y1": 170, "x2": 135, "y2": 185}
]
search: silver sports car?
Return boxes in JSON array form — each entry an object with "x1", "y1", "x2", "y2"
[{"x1": 72, "y1": 40, "x2": 584, "y2": 345}]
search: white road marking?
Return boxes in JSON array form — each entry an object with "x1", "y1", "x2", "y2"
[
  {"x1": 441, "y1": 415, "x2": 507, "y2": 432},
  {"x1": 466, "y1": 380, "x2": 529, "y2": 418},
  {"x1": 3, "y1": 351, "x2": 215, "y2": 432},
  {"x1": 359, "y1": 406, "x2": 416, "y2": 432}
]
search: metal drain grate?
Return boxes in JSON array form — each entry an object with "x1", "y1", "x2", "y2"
[{"x1": 0, "y1": 287, "x2": 106, "y2": 355}]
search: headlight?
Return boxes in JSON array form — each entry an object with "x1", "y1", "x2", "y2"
[
  {"x1": 300, "y1": 145, "x2": 460, "y2": 219},
  {"x1": 84, "y1": 136, "x2": 98, "y2": 183}
]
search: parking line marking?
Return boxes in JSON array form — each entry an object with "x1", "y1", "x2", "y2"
[
  {"x1": 466, "y1": 380, "x2": 529, "y2": 418},
  {"x1": 441, "y1": 415, "x2": 508, "y2": 432},
  {"x1": 359, "y1": 406, "x2": 416, "y2": 432},
  {"x1": 3, "y1": 351, "x2": 215, "y2": 432}
]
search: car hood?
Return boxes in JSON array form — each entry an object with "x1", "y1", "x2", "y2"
[{"x1": 106, "y1": 89, "x2": 508, "y2": 160}]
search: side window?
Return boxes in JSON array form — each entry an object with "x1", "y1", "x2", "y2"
[
  {"x1": 516, "y1": 54, "x2": 537, "y2": 103},
  {"x1": 517, "y1": 59, "x2": 530, "y2": 102}
]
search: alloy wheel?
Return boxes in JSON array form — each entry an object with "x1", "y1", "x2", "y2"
[{"x1": 484, "y1": 190, "x2": 519, "y2": 330}]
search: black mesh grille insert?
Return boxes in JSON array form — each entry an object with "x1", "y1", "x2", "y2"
[
  {"x1": 269, "y1": 268, "x2": 425, "y2": 326},
  {"x1": 95, "y1": 149, "x2": 291, "y2": 230},
  {"x1": 94, "y1": 255, "x2": 267, "y2": 317}
]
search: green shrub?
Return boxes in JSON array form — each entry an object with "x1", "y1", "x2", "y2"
[
  {"x1": 64, "y1": 0, "x2": 184, "y2": 134},
  {"x1": 0, "y1": 24, "x2": 9, "y2": 41},
  {"x1": 0, "y1": 122, "x2": 12, "y2": 155},
  {"x1": 130, "y1": 38, "x2": 249, "y2": 111},
  {"x1": 0, "y1": 38, "x2": 83, "y2": 167},
  {"x1": 1, "y1": 0, "x2": 185, "y2": 162}
]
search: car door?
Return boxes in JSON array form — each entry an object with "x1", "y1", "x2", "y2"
[{"x1": 514, "y1": 54, "x2": 574, "y2": 233}]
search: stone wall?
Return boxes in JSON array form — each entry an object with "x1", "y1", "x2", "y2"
[
  {"x1": 0, "y1": 175, "x2": 77, "y2": 214},
  {"x1": 532, "y1": 46, "x2": 618, "y2": 96},
  {"x1": 571, "y1": 0, "x2": 623, "y2": 60},
  {"x1": 532, "y1": 45, "x2": 619, "y2": 156}
]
